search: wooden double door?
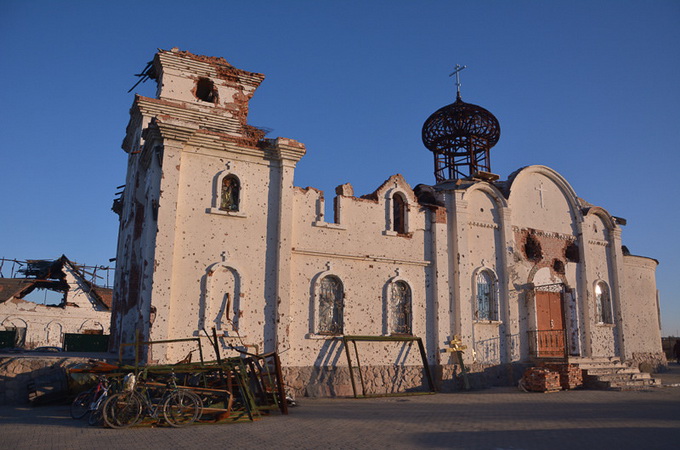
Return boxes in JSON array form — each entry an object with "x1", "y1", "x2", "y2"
[{"x1": 535, "y1": 290, "x2": 566, "y2": 358}]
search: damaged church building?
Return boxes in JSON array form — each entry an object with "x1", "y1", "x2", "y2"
[{"x1": 110, "y1": 48, "x2": 664, "y2": 396}]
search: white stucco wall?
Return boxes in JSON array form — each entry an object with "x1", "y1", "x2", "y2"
[
  {"x1": 286, "y1": 175, "x2": 432, "y2": 369},
  {"x1": 109, "y1": 49, "x2": 665, "y2": 393},
  {"x1": 620, "y1": 255, "x2": 662, "y2": 358}
]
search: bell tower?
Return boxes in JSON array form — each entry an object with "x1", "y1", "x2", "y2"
[{"x1": 111, "y1": 48, "x2": 306, "y2": 362}]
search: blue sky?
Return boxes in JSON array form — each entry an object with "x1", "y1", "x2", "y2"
[{"x1": 1, "y1": 1, "x2": 678, "y2": 334}]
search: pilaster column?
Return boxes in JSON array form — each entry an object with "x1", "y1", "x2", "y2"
[
  {"x1": 576, "y1": 218, "x2": 593, "y2": 357},
  {"x1": 149, "y1": 139, "x2": 185, "y2": 359},
  {"x1": 429, "y1": 205, "x2": 449, "y2": 372},
  {"x1": 608, "y1": 227, "x2": 627, "y2": 359},
  {"x1": 499, "y1": 207, "x2": 515, "y2": 363},
  {"x1": 266, "y1": 139, "x2": 306, "y2": 363},
  {"x1": 446, "y1": 188, "x2": 473, "y2": 363}
]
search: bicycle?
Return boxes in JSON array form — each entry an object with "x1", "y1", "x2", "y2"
[
  {"x1": 103, "y1": 371, "x2": 202, "y2": 428},
  {"x1": 70, "y1": 375, "x2": 113, "y2": 425}
]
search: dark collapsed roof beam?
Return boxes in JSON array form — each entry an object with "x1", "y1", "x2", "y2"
[{"x1": 127, "y1": 61, "x2": 154, "y2": 93}]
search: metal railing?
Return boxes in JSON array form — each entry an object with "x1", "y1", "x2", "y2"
[
  {"x1": 473, "y1": 334, "x2": 521, "y2": 364},
  {"x1": 528, "y1": 329, "x2": 567, "y2": 358}
]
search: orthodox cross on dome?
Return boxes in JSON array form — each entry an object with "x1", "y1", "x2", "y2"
[{"x1": 449, "y1": 64, "x2": 467, "y2": 98}]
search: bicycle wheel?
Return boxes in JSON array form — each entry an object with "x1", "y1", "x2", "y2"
[
  {"x1": 103, "y1": 392, "x2": 142, "y2": 428},
  {"x1": 163, "y1": 390, "x2": 202, "y2": 427},
  {"x1": 88, "y1": 398, "x2": 105, "y2": 426},
  {"x1": 70, "y1": 391, "x2": 92, "y2": 420}
]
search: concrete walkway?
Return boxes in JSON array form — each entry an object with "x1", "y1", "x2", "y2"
[{"x1": 1, "y1": 367, "x2": 680, "y2": 450}]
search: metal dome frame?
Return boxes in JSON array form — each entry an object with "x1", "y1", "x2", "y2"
[{"x1": 422, "y1": 94, "x2": 500, "y2": 182}]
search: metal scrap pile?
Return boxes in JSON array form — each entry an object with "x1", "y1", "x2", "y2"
[{"x1": 68, "y1": 343, "x2": 289, "y2": 427}]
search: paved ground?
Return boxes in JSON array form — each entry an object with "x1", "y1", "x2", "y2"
[{"x1": 2, "y1": 366, "x2": 680, "y2": 450}]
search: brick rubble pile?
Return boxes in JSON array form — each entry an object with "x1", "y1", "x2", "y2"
[
  {"x1": 540, "y1": 363, "x2": 583, "y2": 390},
  {"x1": 521, "y1": 367, "x2": 561, "y2": 392}
]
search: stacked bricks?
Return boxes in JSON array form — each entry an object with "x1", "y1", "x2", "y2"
[
  {"x1": 521, "y1": 367, "x2": 561, "y2": 392},
  {"x1": 540, "y1": 363, "x2": 583, "y2": 390}
]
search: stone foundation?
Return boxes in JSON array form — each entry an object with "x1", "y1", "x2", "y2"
[
  {"x1": 629, "y1": 352, "x2": 667, "y2": 373},
  {"x1": 282, "y1": 362, "x2": 532, "y2": 397},
  {"x1": 0, "y1": 356, "x2": 98, "y2": 404},
  {"x1": 452, "y1": 362, "x2": 531, "y2": 391},
  {"x1": 281, "y1": 365, "x2": 430, "y2": 398}
]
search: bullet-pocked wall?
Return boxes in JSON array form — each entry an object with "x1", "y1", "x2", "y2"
[{"x1": 109, "y1": 48, "x2": 665, "y2": 396}]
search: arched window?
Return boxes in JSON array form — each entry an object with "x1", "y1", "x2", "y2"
[
  {"x1": 476, "y1": 270, "x2": 499, "y2": 321},
  {"x1": 595, "y1": 282, "x2": 613, "y2": 324},
  {"x1": 318, "y1": 275, "x2": 344, "y2": 335},
  {"x1": 220, "y1": 175, "x2": 240, "y2": 212},
  {"x1": 45, "y1": 321, "x2": 63, "y2": 347},
  {"x1": 391, "y1": 281, "x2": 412, "y2": 335},
  {"x1": 392, "y1": 193, "x2": 407, "y2": 234},
  {"x1": 79, "y1": 320, "x2": 104, "y2": 335},
  {"x1": 2, "y1": 318, "x2": 27, "y2": 347}
]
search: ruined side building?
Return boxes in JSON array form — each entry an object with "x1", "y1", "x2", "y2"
[
  {"x1": 110, "y1": 48, "x2": 664, "y2": 396},
  {"x1": 0, "y1": 256, "x2": 112, "y2": 349}
]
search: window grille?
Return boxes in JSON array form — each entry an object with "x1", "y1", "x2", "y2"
[
  {"x1": 476, "y1": 270, "x2": 498, "y2": 321},
  {"x1": 391, "y1": 281, "x2": 412, "y2": 334},
  {"x1": 318, "y1": 276, "x2": 344, "y2": 334}
]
